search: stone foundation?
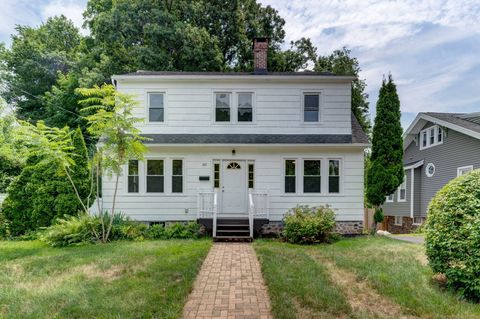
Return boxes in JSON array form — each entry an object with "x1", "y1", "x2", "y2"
[
  {"x1": 259, "y1": 220, "x2": 364, "y2": 236},
  {"x1": 385, "y1": 216, "x2": 419, "y2": 234}
]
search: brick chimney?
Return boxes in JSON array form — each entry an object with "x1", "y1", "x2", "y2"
[{"x1": 253, "y1": 37, "x2": 268, "y2": 74}]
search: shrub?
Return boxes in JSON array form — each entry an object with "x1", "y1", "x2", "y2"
[
  {"x1": 164, "y1": 222, "x2": 201, "y2": 239},
  {"x1": 146, "y1": 224, "x2": 166, "y2": 239},
  {"x1": 425, "y1": 169, "x2": 480, "y2": 301},
  {"x1": 40, "y1": 214, "x2": 100, "y2": 247},
  {"x1": 283, "y1": 205, "x2": 336, "y2": 244},
  {"x1": 1, "y1": 129, "x2": 91, "y2": 236}
]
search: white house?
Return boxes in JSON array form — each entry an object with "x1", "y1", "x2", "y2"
[{"x1": 103, "y1": 38, "x2": 369, "y2": 238}]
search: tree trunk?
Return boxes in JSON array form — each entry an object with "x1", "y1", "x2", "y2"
[
  {"x1": 64, "y1": 167, "x2": 88, "y2": 214},
  {"x1": 104, "y1": 174, "x2": 119, "y2": 243}
]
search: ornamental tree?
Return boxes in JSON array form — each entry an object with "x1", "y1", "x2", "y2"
[
  {"x1": 78, "y1": 84, "x2": 147, "y2": 243},
  {"x1": 366, "y1": 75, "x2": 404, "y2": 215}
]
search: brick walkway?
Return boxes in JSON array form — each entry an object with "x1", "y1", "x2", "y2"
[{"x1": 182, "y1": 243, "x2": 273, "y2": 319}]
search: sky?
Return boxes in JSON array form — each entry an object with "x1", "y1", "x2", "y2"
[{"x1": 1, "y1": 0, "x2": 479, "y2": 128}]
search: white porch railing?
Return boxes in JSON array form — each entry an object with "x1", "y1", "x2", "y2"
[
  {"x1": 197, "y1": 190, "x2": 218, "y2": 237},
  {"x1": 248, "y1": 190, "x2": 270, "y2": 238}
]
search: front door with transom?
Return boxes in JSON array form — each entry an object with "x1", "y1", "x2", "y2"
[{"x1": 221, "y1": 160, "x2": 247, "y2": 215}]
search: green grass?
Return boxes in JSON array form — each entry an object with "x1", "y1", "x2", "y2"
[
  {"x1": 0, "y1": 239, "x2": 212, "y2": 319},
  {"x1": 254, "y1": 237, "x2": 480, "y2": 319}
]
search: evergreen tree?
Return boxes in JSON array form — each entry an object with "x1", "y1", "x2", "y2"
[
  {"x1": 1, "y1": 128, "x2": 91, "y2": 236},
  {"x1": 366, "y1": 75, "x2": 404, "y2": 209}
]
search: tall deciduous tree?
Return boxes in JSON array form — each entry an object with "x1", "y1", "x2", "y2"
[
  {"x1": 1, "y1": 16, "x2": 81, "y2": 122},
  {"x1": 366, "y1": 75, "x2": 404, "y2": 212},
  {"x1": 315, "y1": 48, "x2": 371, "y2": 133}
]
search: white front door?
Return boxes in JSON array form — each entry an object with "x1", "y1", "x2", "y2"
[{"x1": 221, "y1": 160, "x2": 247, "y2": 215}]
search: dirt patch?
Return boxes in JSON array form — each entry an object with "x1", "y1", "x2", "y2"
[
  {"x1": 76, "y1": 263, "x2": 124, "y2": 282},
  {"x1": 291, "y1": 298, "x2": 347, "y2": 319},
  {"x1": 309, "y1": 253, "x2": 415, "y2": 319}
]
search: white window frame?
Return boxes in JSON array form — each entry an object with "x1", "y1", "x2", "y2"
[
  {"x1": 302, "y1": 159, "x2": 322, "y2": 194},
  {"x1": 145, "y1": 158, "x2": 165, "y2": 193},
  {"x1": 419, "y1": 125, "x2": 443, "y2": 150},
  {"x1": 171, "y1": 159, "x2": 184, "y2": 194},
  {"x1": 386, "y1": 194, "x2": 394, "y2": 203},
  {"x1": 457, "y1": 165, "x2": 473, "y2": 177},
  {"x1": 327, "y1": 158, "x2": 341, "y2": 194},
  {"x1": 236, "y1": 91, "x2": 255, "y2": 124},
  {"x1": 301, "y1": 91, "x2": 323, "y2": 124},
  {"x1": 397, "y1": 175, "x2": 407, "y2": 202},
  {"x1": 146, "y1": 92, "x2": 166, "y2": 124},
  {"x1": 283, "y1": 159, "x2": 298, "y2": 194},
  {"x1": 127, "y1": 159, "x2": 140, "y2": 193},
  {"x1": 413, "y1": 217, "x2": 425, "y2": 225},
  {"x1": 426, "y1": 163, "x2": 435, "y2": 177},
  {"x1": 394, "y1": 216, "x2": 403, "y2": 226}
]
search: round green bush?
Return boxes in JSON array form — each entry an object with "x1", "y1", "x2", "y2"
[
  {"x1": 283, "y1": 205, "x2": 336, "y2": 244},
  {"x1": 425, "y1": 169, "x2": 480, "y2": 301}
]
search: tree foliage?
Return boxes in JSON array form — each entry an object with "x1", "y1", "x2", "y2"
[
  {"x1": 315, "y1": 48, "x2": 370, "y2": 132},
  {"x1": 1, "y1": 127, "x2": 91, "y2": 236},
  {"x1": 366, "y1": 75, "x2": 403, "y2": 207}
]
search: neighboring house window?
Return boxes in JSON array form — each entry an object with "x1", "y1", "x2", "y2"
[
  {"x1": 420, "y1": 125, "x2": 443, "y2": 149},
  {"x1": 413, "y1": 217, "x2": 425, "y2": 225},
  {"x1": 303, "y1": 93, "x2": 320, "y2": 122},
  {"x1": 386, "y1": 194, "x2": 394, "y2": 202},
  {"x1": 303, "y1": 160, "x2": 321, "y2": 193},
  {"x1": 426, "y1": 163, "x2": 435, "y2": 177},
  {"x1": 146, "y1": 160, "x2": 164, "y2": 193},
  {"x1": 215, "y1": 93, "x2": 231, "y2": 122},
  {"x1": 457, "y1": 165, "x2": 473, "y2": 177},
  {"x1": 128, "y1": 160, "x2": 139, "y2": 193},
  {"x1": 214, "y1": 163, "x2": 220, "y2": 188},
  {"x1": 328, "y1": 159, "x2": 340, "y2": 193},
  {"x1": 398, "y1": 175, "x2": 407, "y2": 201},
  {"x1": 248, "y1": 163, "x2": 254, "y2": 189},
  {"x1": 238, "y1": 93, "x2": 253, "y2": 122},
  {"x1": 148, "y1": 93, "x2": 164, "y2": 122},
  {"x1": 172, "y1": 160, "x2": 183, "y2": 193},
  {"x1": 394, "y1": 216, "x2": 403, "y2": 226},
  {"x1": 285, "y1": 160, "x2": 296, "y2": 193}
]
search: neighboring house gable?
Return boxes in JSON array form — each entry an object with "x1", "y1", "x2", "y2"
[{"x1": 383, "y1": 112, "x2": 480, "y2": 232}]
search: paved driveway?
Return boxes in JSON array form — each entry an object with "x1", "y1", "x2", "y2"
[{"x1": 389, "y1": 235, "x2": 425, "y2": 244}]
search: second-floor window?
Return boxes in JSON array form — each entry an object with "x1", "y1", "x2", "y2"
[
  {"x1": 303, "y1": 93, "x2": 320, "y2": 122},
  {"x1": 420, "y1": 125, "x2": 443, "y2": 150},
  {"x1": 215, "y1": 93, "x2": 231, "y2": 122},
  {"x1": 238, "y1": 93, "x2": 253, "y2": 122},
  {"x1": 148, "y1": 93, "x2": 164, "y2": 122}
]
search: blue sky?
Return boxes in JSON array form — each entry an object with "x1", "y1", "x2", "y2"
[{"x1": 1, "y1": 0, "x2": 479, "y2": 128}]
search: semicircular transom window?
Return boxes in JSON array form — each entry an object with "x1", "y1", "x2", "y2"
[{"x1": 227, "y1": 162, "x2": 241, "y2": 169}]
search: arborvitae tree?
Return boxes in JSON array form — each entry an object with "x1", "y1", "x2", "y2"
[
  {"x1": 366, "y1": 75, "x2": 404, "y2": 211},
  {"x1": 1, "y1": 128, "x2": 91, "y2": 236}
]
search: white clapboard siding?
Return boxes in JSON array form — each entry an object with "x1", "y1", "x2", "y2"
[
  {"x1": 116, "y1": 79, "x2": 352, "y2": 135},
  {"x1": 101, "y1": 146, "x2": 365, "y2": 222}
]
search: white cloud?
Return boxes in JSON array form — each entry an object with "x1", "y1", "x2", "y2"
[
  {"x1": 42, "y1": 0, "x2": 87, "y2": 35},
  {"x1": 0, "y1": 1, "x2": 40, "y2": 43}
]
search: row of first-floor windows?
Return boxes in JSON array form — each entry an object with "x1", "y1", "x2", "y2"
[
  {"x1": 128, "y1": 159, "x2": 183, "y2": 193},
  {"x1": 284, "y1": 159, "x2": 340, "y2": 194}
]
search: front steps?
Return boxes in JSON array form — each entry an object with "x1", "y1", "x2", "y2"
[{"x1": 197, "y1": 217, "x2": 269, "y2": 241}]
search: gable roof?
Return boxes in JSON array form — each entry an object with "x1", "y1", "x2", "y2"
[
  {"x1": 403, "y1": 112, "x2": 480, "y2": 149},
  {"x1": 141, "y1": 112, "x2": 369, "y2": 146}
]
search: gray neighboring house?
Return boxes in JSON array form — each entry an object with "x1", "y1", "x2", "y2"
[{"x1": 383, "y1": 112, "x2": 480, "y2": 233}]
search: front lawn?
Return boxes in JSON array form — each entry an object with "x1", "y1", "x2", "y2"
[
  {"x1": 0, "y1": 239, "x2": 211, "y2": 319},
  {"x1": 254, "y1": 236, "x2": 480, "y2": 319}
]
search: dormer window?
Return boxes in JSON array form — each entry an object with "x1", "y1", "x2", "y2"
[{"x1": 420, "y1": 125, "x2": 443, "y2": 150}]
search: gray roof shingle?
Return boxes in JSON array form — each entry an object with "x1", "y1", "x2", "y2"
[
  {"x1": 121, "y1": 71, "x2": 338, "y2": 77},
  {"x1": 141, "y1": 113, "x2": 369, "y2": 145},
  {"x1": 423, "y1": 112, "x2": 480, "y2": 135}
]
